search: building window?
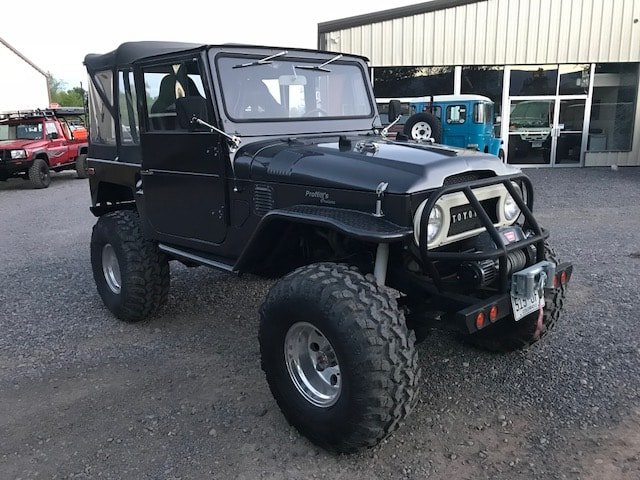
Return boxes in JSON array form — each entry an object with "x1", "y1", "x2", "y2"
[
  {"x1": 461, "y1": 66, "x2": 504, "y2": 116},
  {"x1": 510, "y1": 65, "x2": 558, "y2": 96},
  {"x1": 588, "y1": 63, "x2": 639, "y2": 152},
  {"x1": 373, "y1": 66, "x2": 454, "y2": 98},
  {"x1": 558, "y1": 64, "x2": 590, "y2": 95}
]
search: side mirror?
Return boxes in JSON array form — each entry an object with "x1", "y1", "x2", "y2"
[
  {"x1": 388, "y1": 100, "x2": 402, "y2": 123},
  {"x1": 176, "y1": 96, "x2": 209, "y2": 130},
  {"x1": 47, "y1": 132, "x2": 59, "y2": 140}
]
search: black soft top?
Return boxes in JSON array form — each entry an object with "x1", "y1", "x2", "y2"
[
  {"x1": 84, "y1": 41, "x2": 205, "y2": 72},
  {"x1": 84, "y1": 41, "x2": 369, "y2": 72}
]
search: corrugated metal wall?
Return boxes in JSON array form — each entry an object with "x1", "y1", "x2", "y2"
[
  {"x1": 321, "y1": 0, "x2": 640, "y2": 167},
  {"x1": 321, "y1": 0, "x2": 640, "y2": 66}
]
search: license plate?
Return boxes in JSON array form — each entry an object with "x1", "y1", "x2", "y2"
[
  {"x1": 532, "y1": 141, "x2": 543, "y2": 148},
  {"x1": 511, "y1": 290, "x2": 545, "y2": 321}
]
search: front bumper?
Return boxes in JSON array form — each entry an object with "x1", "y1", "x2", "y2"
[
  {"x1": 0, "y1": 158, "x2": 33, "y2": 177},
  {"x1": 455, "y1": 261, "x2": 573, "y2": 334}
]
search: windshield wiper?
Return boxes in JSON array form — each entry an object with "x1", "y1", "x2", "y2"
[
  {"x1": 295, "y1": 54, "x2": 343, "y2": 72},
  {"x1": 233, "y1": 51, "x2": 287, "y2": 69}
]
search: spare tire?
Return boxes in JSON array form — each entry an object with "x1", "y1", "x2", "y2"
[{"x1": 403, "y1": 112, "x2": 443, "y2": 143}]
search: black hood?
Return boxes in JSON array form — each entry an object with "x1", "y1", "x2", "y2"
[{"x1": 234, "y1": 136, "x2": 519, "y2": 194}]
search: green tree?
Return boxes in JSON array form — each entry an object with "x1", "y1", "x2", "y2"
[{"x1": 47, "y1": 74, "x2": 86, "y2": 107}]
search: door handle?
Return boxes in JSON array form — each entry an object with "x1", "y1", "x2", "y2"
[{"x1": 141, "y1": 169, "x2": 154, "y2": 176}]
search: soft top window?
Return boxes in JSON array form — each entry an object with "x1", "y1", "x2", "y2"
[
  {"x1": 216, "y1": 55, "x2": 373, "y2": 122},
  {"x1": 88, "y1": 70, "x2": 116, "y2": 145}
]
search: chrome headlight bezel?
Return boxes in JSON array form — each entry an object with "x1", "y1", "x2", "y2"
[
  {"x1": 10, "y1": 149, "x2": 27, "y2": 160},
  {"x1": 503, "y1": 182, "x2": 523, "y2": 223},
  {"x1": 413, "y1": 202, "x2": 444, "y2": 246}
]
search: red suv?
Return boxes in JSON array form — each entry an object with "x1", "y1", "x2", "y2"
[{"x1": 0, "y1": 108, "x2": 89, "y2": 188}]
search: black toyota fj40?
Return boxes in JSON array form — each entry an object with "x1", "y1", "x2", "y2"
[{"x1": 84, "y1": 42, "x2": 572, "y2": 452}]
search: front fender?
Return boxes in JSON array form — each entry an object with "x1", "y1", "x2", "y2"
[{"x1": 233, "y1": 205, "x2": 412, "y2": 272}]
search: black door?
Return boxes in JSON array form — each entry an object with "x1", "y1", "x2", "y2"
[{"x1": 139, "y1": 58, "x2": 227, "y2": 248}]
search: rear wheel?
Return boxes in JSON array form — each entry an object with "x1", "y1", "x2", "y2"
[
  {"x1": 28, "y1": 158, "x2": 51, "y2": 189},
  {"x1": 259, "y1": 263, "x2": 421, "y2": 452},
  {"x1": 76, "y1": 153, "x2": 88, "y2": 179},
  {"x1": 91, "y1": 210, "x2": 170, "y2": 322},
  {"x1": 463, "y1": 243, "x2": 567, "y2": 352}
]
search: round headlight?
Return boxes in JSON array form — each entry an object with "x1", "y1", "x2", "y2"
[
  {"x1": 427, "y1": 205, "x2": 444, "y2": 243},
  {"x1": 413, "y1": 203, "x2": 444, "y2": 246},
  {"x1": 503, "y1": 183, "x2": 522, "y2": 222}
]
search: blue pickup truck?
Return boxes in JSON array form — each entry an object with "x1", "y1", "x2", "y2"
[{"x1": 377, "y1": 94, "x2": 504, "y2": 159}]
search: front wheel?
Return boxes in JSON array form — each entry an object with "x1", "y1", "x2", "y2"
[
  {"x1": 259, "y1": 263, "x2": 421, "y2": 452},
  {"x1": 91, "y1": 210, "x2": 170, "y2": 322},
  {"x1": 28, "y1": 158, "x2": 51, "y2": 189},
  {"x1": 463, "y1": 243, "x2": 567, "y2": 352}
]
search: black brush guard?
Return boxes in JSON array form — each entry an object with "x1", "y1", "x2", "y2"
[{"x1": 415, "y1": 173, "x2": 564, "y2": 332}]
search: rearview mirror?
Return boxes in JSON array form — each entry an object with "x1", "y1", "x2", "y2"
[
  {"x1": 388, "y1": 100, "x2": 402, "y2": 122},
  {"x1": 176, "y1": 96, "x2": 209, "y2": 130},
  {"x1": 279, "y1": 75, "x2": 307, "y2": 86}
]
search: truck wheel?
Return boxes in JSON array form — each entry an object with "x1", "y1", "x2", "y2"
[
  {"x1": 28, "y1": 158, "x2": 51, "y2": 189},
  {"x1": 259, "y1": 263, "x2": 421, "y2": 452},
  {"x1": 76, "y1": 154, "x2": 88, "y2": 179},
  {"x1": 90, "y1": 210, "x2": 170, "y2": 322},
  {"x1": 403, "y1": 112, "x2": 442, "y2": 143},
  {"x1": 464, "y1": 243, "x2": 567, "y2": 352}
]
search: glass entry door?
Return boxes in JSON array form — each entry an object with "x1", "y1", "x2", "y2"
[
  {"x1": 507, "y1": 96, "x2": 587, "y2": 166},
  {"x1": 507, "y1": 98, "x2": 554, "y2": 165},
  {"x1": 555, "y1": 99, "x2": 585, "y2": 165}
]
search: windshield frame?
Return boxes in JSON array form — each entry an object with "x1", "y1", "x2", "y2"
[
  {"x1": 211, "y1": 49, "x2": 376, "y2": 132},
  {"x1": 215, "y1": 52, "x2": 376, "y2": 123}
]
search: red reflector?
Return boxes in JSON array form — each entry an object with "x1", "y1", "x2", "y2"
[
  {"x1": 87, "y1": 167, "x2": 95, "y2": 176},
  {"x1": 489, "y1": 305, "x2": 499, "y2": 322},
  {"x1": 475, "y1": 312, "x2": 486, "y2": 330},
  {"x1": 560, "y1": 271, "x2": 568, "y2": 285}
]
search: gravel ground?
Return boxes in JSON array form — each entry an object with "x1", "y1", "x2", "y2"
[{"x1": 1, "y1": 167, "x2": 639, "y2": 479}]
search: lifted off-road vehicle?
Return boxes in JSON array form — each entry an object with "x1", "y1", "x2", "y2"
[
  {"x1": 84, "y1": 42, "x2": 572, "y2": 452},
  {"x1": 0, "y1": 108, "x2": 89, "y2": 188}
]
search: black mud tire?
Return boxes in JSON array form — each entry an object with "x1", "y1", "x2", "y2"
[
  {"x1": 90, "y1": 210, "x2": 170, "y2": 322},
  {"x1": 259, "y1": 263, "x2": 421, "y2": 453},
  {"x1": 28, "y1": 158, "x2": 51, "y2": 189},
  {"x1": 403, "y1": 112, "x2": 443, "y2": 143},
  {"x1": 463, "y1": 243, "x2": 567, "y2": 352},
  {"x1": 76, "y1": 153, "x2": 88, "y2": 179}
]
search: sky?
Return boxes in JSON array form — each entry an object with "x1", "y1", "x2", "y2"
[{"x1": 2, "y1": 0, "x2": 420, "y2": 89}]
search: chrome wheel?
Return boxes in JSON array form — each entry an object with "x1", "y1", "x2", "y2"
[
  {"x1": 102, "y1": 243, "x2": 122, "y2": 294},
  {"x1": 284, "y1": 322, "x2": 341, "y2": 407},
  {"x1": 411, "y1": 121, "x2": 433, "y2": 140}
]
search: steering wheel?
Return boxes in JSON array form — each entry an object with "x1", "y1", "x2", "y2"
[{"x1": 303, "y1": 108, "x2": 328, "y2": 117}]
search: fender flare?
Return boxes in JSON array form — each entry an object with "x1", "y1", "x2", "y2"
[
  {"x1": 233, "y1": 205, "x2": 413, "y2": 272},
  {"x1": 32, "y1": 150, "x2": 49, "y2": 164}
]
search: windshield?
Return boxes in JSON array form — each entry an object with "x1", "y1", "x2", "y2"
[
  {"x1": 0, "y1": 122, "x2": 44, "y2": 141},
  {"x1": 216, "y1": 55, "x2": 373, "y2": 122}
]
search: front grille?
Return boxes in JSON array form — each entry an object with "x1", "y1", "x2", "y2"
[{"x1": 447, "y1": 198, "x2": 499, "y2": 236}]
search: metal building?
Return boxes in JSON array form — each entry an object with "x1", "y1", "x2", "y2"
[
  {"x1": 319, "y1": 0, "x2": 640, "y2": 167},
  {"x1": 0, "y1": 36, "x2": 50, "y2": 112}
]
